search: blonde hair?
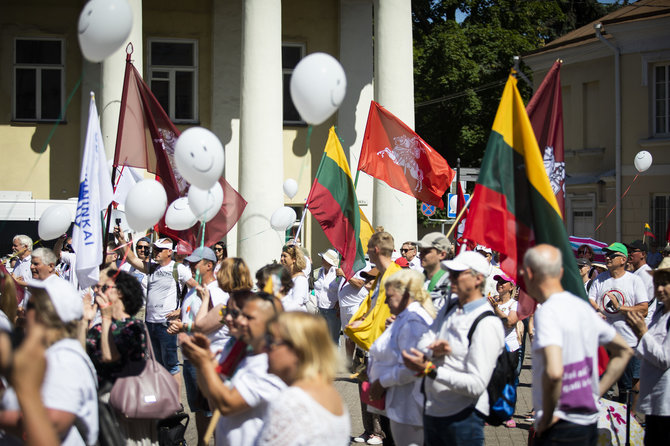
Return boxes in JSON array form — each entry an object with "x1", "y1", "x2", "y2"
[
  {"x1": 269, "y1": 312, "x2": 341, "y2": 382},
  {"x1": 217, "y1": 257, "x2": 253, "y2": 292},
  {"x1": 368, "y1": 232, "x2": 395, "y2": 257},
  {"x1": 385, "y1": 269, "x2": 436, "y2": 319},
  {"x1": 282, "y1": 245, "x2": 306, "y2": 273}
]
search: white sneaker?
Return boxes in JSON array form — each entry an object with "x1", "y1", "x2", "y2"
[{"x1": 367, "y1": 434, "x2": 383, "y2": 445}]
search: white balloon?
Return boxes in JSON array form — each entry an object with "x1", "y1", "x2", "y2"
[
  {"x1": 175, "y1": 127, "x2": 225, "y2": 190},
  {"x1": 188, "y1": 182, "x2": 224, "y2": 222},
  {"x1": 78, "y1": 0, "x2": 133, "y2": 63},
  {"x1": 283, "y1": 179, "x2": 298, "y2": 199},
  {"x1": 165, "y1": 197, "x2": 198, "y2": 231},
  {"x1": 38, "y1": 205, "x2": 72, "y2": 241},
  {"x1": 290, "y1": 53, "x2": 347, "y2": 125},
  {"x1": 270, "y1": 206, "x2": 297, "y2": 231},
  {"x1": 124, "y1": 180, "x2": 168, "y2": 232},
  {"x1": 634, "y1": 150, "x2": 652, "y2": 173}
]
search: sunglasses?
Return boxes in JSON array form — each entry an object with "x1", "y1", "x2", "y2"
[
  {"x1": 264, "y1": 333, "x2": 289, "y2": 350},
  {"x1": 605, "y1": 252, "x2": 625, "y2": 259},
  {"x1": 137, "y1": 246, "x2": 151, "y2": 253},
  {"x1": 400, "y1": 248, "x2": 414, "y2": 253},
  {"x1": 94, "y1": 284, "x2": 116, "y2": 293},
  {"x1": 214, "y1": 247, "x2": 224, "y2": 252}
]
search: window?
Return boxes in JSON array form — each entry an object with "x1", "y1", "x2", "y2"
[
  {"x1": 567, "y1": 194, "x2": 595, "y2": 237},
  {"x1": 654, "y1": 64, "x2": 670, "y2": 135},
  {"x1": 13, "y1": 38, "x2": 64, "y2": 122},
  {"x1": 651, "y1": 194, "x2": 670, "y2": 241},
  {"x1": 148, "y1": 39, "x2": 198, "y2": 123},
  {"x1": 283, "y1": 43, "x2": 305, "y2": 125}
]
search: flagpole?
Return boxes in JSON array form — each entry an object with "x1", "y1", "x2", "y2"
[{"x1": 445, "y1": 192, "x2": 474, "y2": 240}]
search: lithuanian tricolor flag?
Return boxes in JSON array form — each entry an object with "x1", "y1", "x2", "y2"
[
  {"x1": 307, "y1": 127, "x2": 374, "y2": 279},
  {"x1": 463, "y1": 74, "x2": 585, "y2": 317}
]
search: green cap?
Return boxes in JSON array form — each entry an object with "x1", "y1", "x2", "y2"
[{"x1": 604, "y1": 242, "x2": 628, "y2": 257}]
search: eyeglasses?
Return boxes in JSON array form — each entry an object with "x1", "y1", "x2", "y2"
[
  {"x1": 400, "y1": 248, "x2": 414, "y2": 253},
  {"x1": 214, "y1": 248, "x2": 224, "y2": 252},
  {"x1": 225, "y1": 307, "x2": 241, "y2": 319},
  {"x1": 93, "y1": 284, "x2": 116, "y2": 293},
  {"x1": 137, "y1": 246, "x2": 150, "y2": 253},
  {"x1": 605, "y1": 252, "x2": 625, "y2": 259}
]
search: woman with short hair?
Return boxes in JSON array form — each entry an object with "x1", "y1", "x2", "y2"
[
  {"x1": 256, "y1": 312, "x2": 349, "y2": 445},
  {"x1": 367, "y1": 269, "x2": 436, "y2": 446}
]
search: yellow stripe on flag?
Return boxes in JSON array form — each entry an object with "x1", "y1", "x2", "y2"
[{"x1": 492, "y1": 74, "x2": 562, "y2": 218}]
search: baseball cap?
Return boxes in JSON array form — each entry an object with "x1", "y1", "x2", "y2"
[
  {"x1": 185, "y1": 246, "x2": 217, "y2": 263},
  {"x1": 26, "y1": 276, "x2": 82, "y2": 323},
  {"x1": 604, "y1": 242, "x2": 628, "y2": 258},
  {"x1": 416, "y1": 232, "x2": 451, "y2": 252},
  {"x1": 442, "y1": 251, "x2": 491, "y2": 276},
  {"x1": 318, "y1": 249, "x2": 340, "y2": 267},
  {"x1": 576, "y1": 258, "x2": 592, "y2": 267},
  {"x1": 136, "y1": 237, "x2": 151, "y2": 246},
  {"x1": 627, "y1": 240, "x2": 647, "y2": 253},
  {"x1": 153, "y1": 238, "x2": 173, "y2": 250},
  {"x1": 395, "y1": 257, "x2": 409, "y2": 268},
  {"x1": 493, "y1": 272, "x2": 516, "y2": 285},
  {"x1": 475, "y1": 245, "x2": 493, "y2": 255}
]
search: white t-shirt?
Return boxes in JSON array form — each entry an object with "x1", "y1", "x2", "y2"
[
  {"x1": 215, "y1": 353, "x2": 286, "y2": 446},
  {"x1": 588, "y1": 271, "x2": 648, "y2": 346},
  {"x1": 633, "y1": 264, "x2": 655, "y2": 326},
  {"x1": 181, "y1": 280, "x2": 230, "y2": 355},
  {"x1": 255, "y1": 386, "x2": 350, "y2": 446},
  {"x1": 145, "y1": 261, "x2": 192, "y2": 323},
  {"x1": 282, "y1": 275, "x2": 308, "y2": 312},
  {"x1": 498, "y1": 299, "x2": 520, "y2": 351},
  {"x1": 1, "y1": 339, "x2": 99, "y2": 445},
  {"x1": 314, "y1": 267, "x2": 337, "y2": 309},
  {"x1": 337, "y1": 263, "x2": 372, "y2": 308},
  {"x1": 532, "y1": 291, "x2": 616, "y2": 426}
]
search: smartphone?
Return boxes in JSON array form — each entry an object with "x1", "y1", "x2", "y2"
[{"x1": 115, "y1": 218, "x2": 121, "y2": 226}]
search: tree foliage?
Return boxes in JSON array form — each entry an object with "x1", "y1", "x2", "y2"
[{"x1": 413, "y1": 0, "x2": 623, "y2": 170}]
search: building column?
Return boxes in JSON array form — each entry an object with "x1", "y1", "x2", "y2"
[
  {"x1": 237, "y1": 0, "x2": 284, "y2": 275},
  {"x1": 100, "y1": 0, "x2": 143, "y2": 161},
  {"x1": 338, "y1": 0, "x2": 374, "y2": 223},
  {"x1": 373, "y1": 0, "x2": 417, "y2": 245}
]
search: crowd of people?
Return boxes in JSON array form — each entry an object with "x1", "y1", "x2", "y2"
[{"x1": 0, "y1": 227, "x2": 668, "y2": 446}]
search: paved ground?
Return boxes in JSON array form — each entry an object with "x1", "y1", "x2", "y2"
[{"x1": 181, "y1": 340, "x2": 535, "y2": 446}]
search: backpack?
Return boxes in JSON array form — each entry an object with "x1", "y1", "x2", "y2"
[{"x1": 467, "y1": 311, "x2": 519, "y2": 426}]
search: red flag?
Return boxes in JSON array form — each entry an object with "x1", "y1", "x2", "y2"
[
  {"x1": 114, "y1": 55, "x2": 246, "y2": 247},
  {"x1": 358, "y1": 101, "x2": 455, "y2": 207},
  {"x1": 526, "y1": 60, "x2": 565, "y2": 217}
]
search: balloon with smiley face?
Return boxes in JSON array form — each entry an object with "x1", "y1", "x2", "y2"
[
  {"x1": 634, "y1": 150, "x2": 652, "y2": 173},
  {"x1": 175, "y1": 127, "x2": 225, "y2": 190},
  {"x1": 290, "y1": 52, "x2": 347, "y2": 125},
  {"x1": 188, "y1": 182, "x2": 224, "y2": 223},
  {"x1": 165, "y1": 197, "x2": 198, "y2": 231},
  {"x1": 78, "y1": 0, "x2": 133, "y2": 63}
]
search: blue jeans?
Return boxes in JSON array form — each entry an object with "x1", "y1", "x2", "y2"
[
  {"x1": 535, "y1": 420, "x2": 597, "y2": 446},
  {"x1": 424, "y1": 407, "x2": 484, "y2": 446},
  {"x1": 183, "y1": 360, "x2": 211, "y2": 414},
  {"x1": 319, "y1": 307, "x2": 341, "y2": 344},
  {"x1": 146, "y1": 321, "x2": 180, "y2": 375},
  {"x1": 617, "y1": 355, "x2": 640, "y2": 402}
]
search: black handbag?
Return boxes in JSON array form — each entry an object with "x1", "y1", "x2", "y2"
[{"x1": 157, "y1": 412, "x2": 189, "y2": 446}]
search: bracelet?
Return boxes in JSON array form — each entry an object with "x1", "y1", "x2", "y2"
[
  {"x1": 186, "y1": 322, "x2": 193, "y2": 333},
  {"x1": 415, "y1": 361, "x2": 436, "y2": 377}
]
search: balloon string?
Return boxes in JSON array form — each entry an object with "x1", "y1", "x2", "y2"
[{"x1": 594, "y1": 174, "x2": 639, "y2": 233}]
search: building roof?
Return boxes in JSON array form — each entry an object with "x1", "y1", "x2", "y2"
[{"x1": 526, "y1": 0, "x2": 670, "y2": 56}]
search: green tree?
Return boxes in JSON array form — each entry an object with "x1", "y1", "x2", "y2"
[{"x1": 413, "y1": 0, "x2": 622, "y2": 169}]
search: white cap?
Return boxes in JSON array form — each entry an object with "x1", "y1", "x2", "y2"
[
  {"x1": 475, "y1": 245, "x2": 493, "y2": 255},
  {"x1": 442, "y1": 251, "x2": 491, "y2": 276},
  {"x1": 26, "y1": 276, "x2": 82, "y2": 323},
  {"x1": 319, "y1": 249, "x2": 340, "y2": 267},
  {"x1": 153, "y1": 238, "x2": 173, "y2": 250}
]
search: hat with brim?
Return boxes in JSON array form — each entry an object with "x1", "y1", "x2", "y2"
[
  {"x1": 318, "y1": 249, "x2": 340, "y2": 267},
  {"x1": 361, "y1": 267, "x2": 379, "y2": 280},
  {"x1": 395, "y1": 257, "x2": 409, "y2": 268},
  {"x1": 627, "y1": 239, "x2": 648, "y2": 253},
  {"x1": 153, "y1": 238, "x2": 173, "y2": 250},
  {"x1": 576, "y1": 258, "x2": 592, "y2": 267},
  {"x1": 493, "y1": 273, "x2": 516, "y2": 286},
  {"x1": 648, "y1": 257, "x2": 670, "y2": 275},
  {"x1": 185, "y1": 246, "x2": 217, "y2": 263},
  {"x1": 26, "y1": 276, "x2": 82, "y2": 323},
  {"x1": 442, "y1": 251, "x2": 491, "y2": 276},
  {"x1": 604, "y1": 242, "x2": 628, "y2": 258},
  {"x1": 592, "y1": 261, "x2": 607, "y2": 270},
  {"x1": 416, "y1": 232, "x2": 451, "y2": 252}
]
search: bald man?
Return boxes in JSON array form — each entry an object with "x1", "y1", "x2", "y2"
[
  {"x1": 180, "y1": 292, "x2": 285, "y2": 446},
  {"x1": 522, "y1": 244, "x2": 632, "y2": 444}
]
